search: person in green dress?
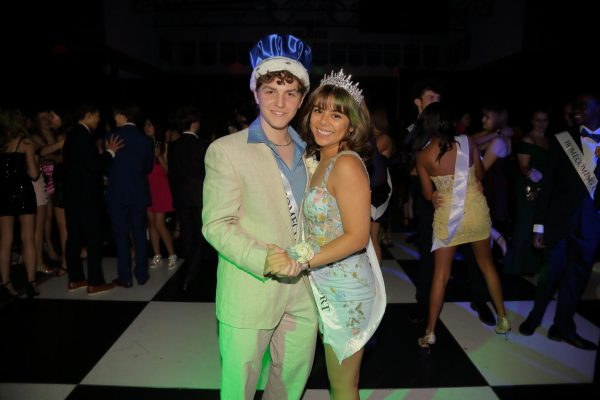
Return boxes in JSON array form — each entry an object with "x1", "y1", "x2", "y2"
[{"x1": 504, "y1": 108, "x2": 549, "y2": 275}]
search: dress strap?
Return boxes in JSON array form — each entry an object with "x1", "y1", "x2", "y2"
[
  {"x1": 14, "y1": 136, "x2": 25, "y2": 152},
  {"x1": 321, "y1": 150, "x2": 366, "y2": 187}
]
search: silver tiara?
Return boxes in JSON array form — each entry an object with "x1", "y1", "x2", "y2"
[{"x1": 319, "y1": 69, "x2": 364, "y2": 105}]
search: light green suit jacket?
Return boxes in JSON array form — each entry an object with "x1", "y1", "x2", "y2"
[{"x1": 202, "y1": 129, "x2": 314, "y2": 329}]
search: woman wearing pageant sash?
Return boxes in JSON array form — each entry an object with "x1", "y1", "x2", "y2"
[
  {"x1": 414, "y1": 103, "x2": 510, "y2": 348},
  {"x1": 288, "y1": 70, "x2": 386, "y2": 400}
]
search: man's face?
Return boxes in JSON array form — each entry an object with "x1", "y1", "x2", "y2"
[
  {"x1": 114, "y1": 113, "x2": 127, "y2": 127},
  {"x1": 415, "y1": 90, "x2": 441, "y2": 114},
  {"x1": 572, "y1": 95, "x2": 600, "y2": 127},
  {"x1": 87, "y1": 112, "x2": 101, "y2": 130},
  {"x1": 253, "y1": 78, "x2": 304, "y2": 133}
]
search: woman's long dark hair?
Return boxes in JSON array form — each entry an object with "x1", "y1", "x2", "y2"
[
  {"x1": 299, "y1": 84, "x2": 371, "y2": 159},
  {"x1": 412, "y1": 102, "x2": 457, "y2": 162}
]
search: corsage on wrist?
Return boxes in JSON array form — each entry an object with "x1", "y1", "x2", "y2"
[{"x1": 287, "y1": 242, "x2": 320, "y2": 270}]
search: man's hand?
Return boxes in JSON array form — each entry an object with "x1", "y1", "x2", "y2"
[
  {"x1": 264, "y1": 244, "x2": 302, "y2": 277},
  {"x1": 106, "y1": 135, "x2": 125, "y2": 154},
  {"x1": 431, "y1": 191, "x2": 443, "y2": 209},
  {"x1": 533, "y1": 233, "x2": 545, "y2": 249}
]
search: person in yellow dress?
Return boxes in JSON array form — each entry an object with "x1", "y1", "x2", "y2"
[{"x1": 414, "y1": 102, "x2": 510, "y2": 347}]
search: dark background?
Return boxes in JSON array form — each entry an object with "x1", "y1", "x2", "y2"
[{"x1": 0, "y1": 0, "x2": 596, "y2": 134}]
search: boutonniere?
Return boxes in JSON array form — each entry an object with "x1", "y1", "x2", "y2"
[{"x1": 305, "y1": 155, "x2": 319, "y2": 177}]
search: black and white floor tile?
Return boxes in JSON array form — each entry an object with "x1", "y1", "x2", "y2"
[{"x1": 1, "y1": 233, "x2": 599, "y2": 399}]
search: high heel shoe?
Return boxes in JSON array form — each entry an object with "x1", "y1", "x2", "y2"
[
  {"x1": 36, "y1": 265, "x2": 56, "y2": 275},
  {"x1": 418, "y1": 331, "x2": 436, "y2": 348},
  {"x1": 25, "y1": 280, "x2": 40, "y2": 299},
  {"x1": 167, "y1": 255, "x2": 178, "y2": 270},
  {"x1": 495, "y1": 315, "x2": 511, "y2": 338},
  {"x1": 1, "y1": 280, "x2": 19, "y2": 298},
  {"x1": 150, "y1": 255, "x2": 162, "y2": 269}
]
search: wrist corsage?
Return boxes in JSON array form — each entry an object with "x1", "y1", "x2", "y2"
[{"x1": 287, "y1": 241, "x2": 320, "y2": 265}]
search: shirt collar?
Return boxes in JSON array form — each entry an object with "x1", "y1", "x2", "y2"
[
  {"x1": 122, "y1": 122, "x2": 136, "y2": 127},
  {"x1": 183, "y1": 131, "x2": 198, "y2": 138},
  {"x1": 78, "y1": 122, "x2": 91, "y2": 133},
  {"x1": 580, "y1": 125, "x2": 600, "y2": 136},
  {"x1": 247, "y1": 117, "x2": 306, "y2": 151}
]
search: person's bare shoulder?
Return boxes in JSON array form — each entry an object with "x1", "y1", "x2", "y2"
[{"x1": 521, "y1": 135, "x2": 534, "y2": 144}]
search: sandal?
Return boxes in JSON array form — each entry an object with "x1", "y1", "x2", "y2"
[
  {"x1": 26, "y1": 280, "x2": 40, "y2": 299},
  {"x1": 37, "y1": 265, "x2": 56, "y2": 275},
  {"x1": 55, "y1": 266, "x2": 68, "y2": 277},
  {"x1": 418, "y1": 331, "x2": 436, "y2": 348},
  {"x1": 1, "y1": 280, "x2": 18, "y2": 298}
]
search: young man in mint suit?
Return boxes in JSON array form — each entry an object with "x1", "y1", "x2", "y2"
[{"x1": 202, "y1": 34, "x2": 318, "y2": 399}]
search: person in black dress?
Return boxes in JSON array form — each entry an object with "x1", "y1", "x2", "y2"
[{"x1": 0, "y1": 108, "x2": 40, "y2": 298}]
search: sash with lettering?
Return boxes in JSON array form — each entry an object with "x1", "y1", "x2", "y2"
[
  {"x1": 555, "y1": 131, "x2": 598, "y2": 199},
  {"x1": 431, "y1": 134, "x2": 470, "y2": 251},
  {"x1": 307, "y1": 241, "x2": 386, "y2": 363},
  {"x1": 304, "y1": 152, "x2": 387, "y2": 363},
  {"x1": 279, "y1": 171, "x2": 299, "y2": 238}
]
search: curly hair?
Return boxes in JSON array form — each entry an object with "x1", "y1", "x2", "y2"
[
  {"x1": 255, "y1": 70, "x2": 308, "y2": 95},
  {"x1": 298, "y1": 84, "x2": 371, "y2": 159}
]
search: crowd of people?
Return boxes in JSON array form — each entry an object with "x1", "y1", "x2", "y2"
[
  {"x1": 1, "y1": 32, "x2": 599, "y2": 399},
  {"x1": 0, "y1": 103, "x2": 211, "y2": 297}
]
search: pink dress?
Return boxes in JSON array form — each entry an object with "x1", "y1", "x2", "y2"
[{"x1": 147, "y1": 158, "x2": 174, "y2": 213}]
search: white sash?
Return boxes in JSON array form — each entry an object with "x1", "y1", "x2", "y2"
[
  {"x1": 307, "y1": 239, "x2": 387, "y2": 363},
  {"x1": 304, "y1": 151, "x2": 387, "y2": 363},
  {"x1": 371, "y1": 169, "x2": 393, "y2": 220},
  {"x1": 556, "y1": 131, "x2": 598, "y2": 199},
  {"x1": 279, "y1": 170, "x2": 299, "y2": 238},
  {"x1": 432, "y1": 134, "x2": 469, "y2": 251}
]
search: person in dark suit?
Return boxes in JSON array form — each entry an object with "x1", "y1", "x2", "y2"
[
  {"x1": 63, "y1": 104, "x2": 123, "y2": 295},
  {"x1": 520, "y1": 94, "x2": 600, "y2": 350},
  {"x1": 105, "y1": 104, "x2": 154, "y2": 287},
  {"x1": 167, "y1": 106, "x2": 210, "y2": 291}
]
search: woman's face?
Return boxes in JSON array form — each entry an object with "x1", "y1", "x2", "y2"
[
  {"x1": 481, "y1": 111, "x2": 496, "y2": 131},
  {"x1": 144, "y1": 119, "x2": 155, "y2": 136},
  {"x1": 531, "y1": 112, "x2": 549, "y2": 133},
  {"x1": 310, "y1": 102, "x2": 352, "y2": 155},
  {"x1": 48, "y1": 111, "x2": 62, "y2": 129},
  {"x1": 461, "y1": 113, "x2": 471, "y2": 127},
  {"x1": 37, "y1": 112, "x2": 50, "y2": 131}
]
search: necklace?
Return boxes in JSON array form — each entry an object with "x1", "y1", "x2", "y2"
[{"x1": 272, "y1": 140, "x2": 292, "y2": 147}]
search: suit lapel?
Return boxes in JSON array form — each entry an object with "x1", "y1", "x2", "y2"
[{"x1": 247, "y1": 143, "x2": 295, "y2": 238}]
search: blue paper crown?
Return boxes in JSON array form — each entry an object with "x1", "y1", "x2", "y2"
[{"x1": 249, "y1": 33, "x2": 312, "y2": 91}]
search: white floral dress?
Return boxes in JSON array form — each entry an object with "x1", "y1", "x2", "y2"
[{"x1": 303, "y1": 151, "x2": 386, "y2": 363}]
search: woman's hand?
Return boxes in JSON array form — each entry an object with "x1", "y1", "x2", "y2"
[
  {"x1": 264, "y1": 244, "x2": 302, "y2": 277},
  {"x1": 527, "y1": 168, "x2": 543, "y2": 183},
  {"x1": 431, "y1": 191, "x2": 444, "y2": 209}
]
